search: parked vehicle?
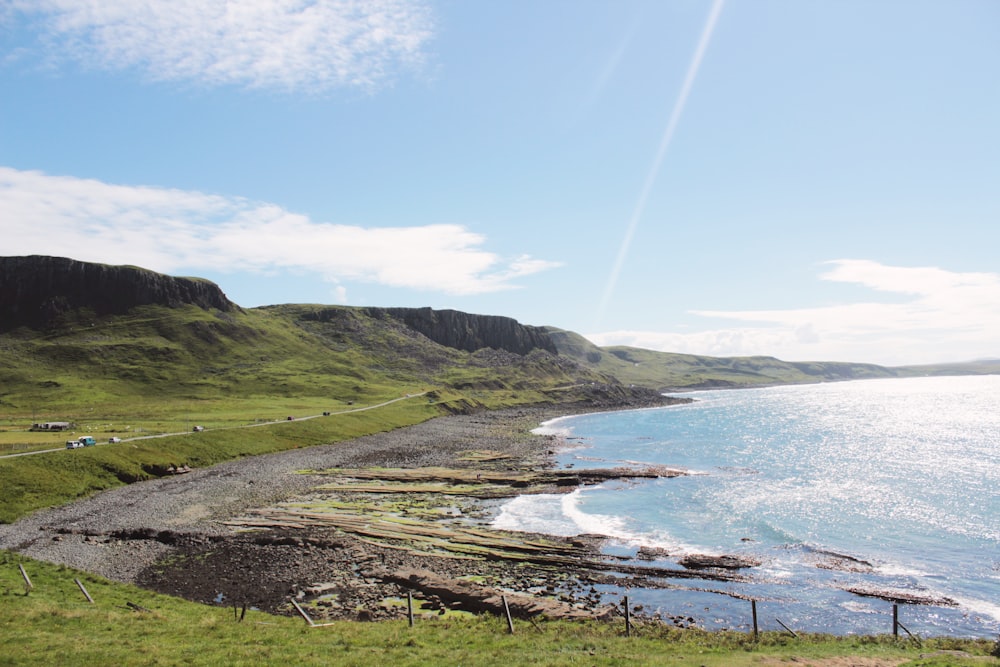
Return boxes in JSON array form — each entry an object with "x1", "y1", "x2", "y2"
[
  {"x1": 192, "y1": 425, "x2": 204, "y2": 432},
  {"x1": 108, "y1": 437, "x2": 122, "y2": 444},
  {"x1": 65, "y1": 440, "x2": 82, "y2": 449},
  {"x1": 79, "y1": 436, "x2": 97, "y2": 447}
]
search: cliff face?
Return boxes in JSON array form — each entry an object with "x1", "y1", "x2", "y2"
[
  {"x1": 365, "y1": 307, "x2": 557, "y2": 356},
  {"x1": 0, "y1": 256, "x2": 237, "y2": 331}
]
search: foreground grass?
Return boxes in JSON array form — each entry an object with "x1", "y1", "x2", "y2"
[{"x1": 2, "y1": 552, "x2": 995, "y2": 667}]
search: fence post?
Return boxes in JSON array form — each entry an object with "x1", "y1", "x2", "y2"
[
  {"x1": 624, "y1": 595, "x2": 632, "y2": 637},
  {"x1": 290, "y1": 599, "x2": 315, "y2": 627},
  {"x1": 18, "y1": 564, "x2": 32, "y2": 594},
  {"x1": 502, "y1": 595, "x2": 515, "y2": 635},
  {"x1": 775, "y1": 617, "x2": 798, "y2": 638},
  {"x1": 74, "y1": 578, "x2": 94, "y2": 604},
  {"x1": 751, "y1": 600, "x2": 759, "y2": 640},
  {"x1": 893, "y1": 604, "x2": 899, "y2": 638},
  {"x1": 407, "y1": 592, "x2": 414, "y2": 628}
]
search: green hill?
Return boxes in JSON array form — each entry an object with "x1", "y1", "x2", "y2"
[
  {"x1": 544, "y1": 328, "x2": 900, "y2": 390},
  {"x1": 3, "y1": 256, "x2": 994, "y2": 435}
]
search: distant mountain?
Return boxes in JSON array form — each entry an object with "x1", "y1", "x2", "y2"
[
  {"x1": 543, "y1": 328, "x2": 900, "y2": 391},
  {"x1": 891, "y1": 358, "x2": 1000, "y2": 377}
]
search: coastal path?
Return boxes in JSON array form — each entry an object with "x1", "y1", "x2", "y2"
[{"x1": 0, "y1": 392, "x2": 429, "y2": 459}]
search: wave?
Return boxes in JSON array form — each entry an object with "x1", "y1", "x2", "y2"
[
  {"x1": 531, "y1": 415, "x2": 576, "y2": 437},
  {"x1": 949, "y1": 594, "x2": 1000, "y2": 626},
  {"x1": 493, "y1": 487, "x2": 701, "y2": 555},
  {"x1": 491, "y1": 494, "x2": 580, "y2": 536}
]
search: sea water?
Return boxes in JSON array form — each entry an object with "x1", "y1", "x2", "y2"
[{"x1": 492, "y1": 375, "x2": 1000, "y2": 637}]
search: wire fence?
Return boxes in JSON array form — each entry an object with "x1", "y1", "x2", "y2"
[{"x1": 13, "y1": 562, "x2": 960, "y2": 645}]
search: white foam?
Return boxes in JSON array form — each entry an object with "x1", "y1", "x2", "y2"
[
  {"x1": 531, "y1": 415, "x2": 576, "y2": 437},
  {"x1": 560, "y1": 488, "x2": 630, "y2": 536},
  {"x1": 949, "y1": 594, "x2": 1000, "y2": 625},
  {"x1": 492, "y1": 487, "x2": 698, "y2": 554},
  {"x1": 560, "y1": 487, "x2": 699, "y2": 554},
  {"x1": 872, "y1": 561, "x2": 930, "y2": 578},
  {"x1": 840, "y1": 600, "x2": 880, "y2": 615},
  {"x1": 491, "y1": 494, "x2": 580, "y2": 536}
]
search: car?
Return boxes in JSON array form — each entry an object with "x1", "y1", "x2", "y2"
[
  {"x1": 322, "y1": 411, "x2": 331, "y2": 416},
  {"x1": 65, "y1": 440, "x2": 82, "y2": 449},
  {"x1": 192, "y1": 425, "x2": 204, "y2": 432},
  {"x1": 286, "y1": 416, "x2": 294, "y2": 420},
  {"x1": 108, "y1": 437, "x2": 122, "y2": 444}
]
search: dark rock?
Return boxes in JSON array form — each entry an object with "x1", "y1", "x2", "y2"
[
  {"x1": 382, "y1": 568, "x2": 613, "y2": 620},
  {"x1": 636, "y1": 546, "x2": 671, "y2": 561},
  {"x1": 844, "y1": 586, "x2": 958, "y2": 607},
  {"x1": 0, "y1": 255, "x2": 237, "y2": 332},
  {"x1": 678, "y1": 554, "x2": 761, "y2": 570},
  {"x1": 364, "y1": 306, "x2": 558, "y2": 356}
]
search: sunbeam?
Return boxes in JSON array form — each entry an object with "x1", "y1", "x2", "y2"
[{"x1": 597, "y1": 0, "x2": 725, "y2": 325}]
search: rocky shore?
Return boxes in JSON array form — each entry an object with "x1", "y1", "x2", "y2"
[{"x1": 0, "y1": 404, "x2": 721, "y2": 625}]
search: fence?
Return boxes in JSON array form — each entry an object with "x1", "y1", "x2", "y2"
[{"x1": 9, "y1": 562, "x2": 950, "y2": 643}]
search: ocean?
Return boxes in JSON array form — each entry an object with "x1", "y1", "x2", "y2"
[{"x1": 492, "y1": 375, "x2": 1000, "y2": 638}]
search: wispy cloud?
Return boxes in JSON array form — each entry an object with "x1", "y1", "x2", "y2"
[
  {"x1": 588, "y1": 260, "x2": 1000, "y2": 366},
  {"x1": 0, "y1": 166, "x2": 561, "y2": 295},
  {"x1": 5, "y1": 0, "x2": 434, "y2": 92}
]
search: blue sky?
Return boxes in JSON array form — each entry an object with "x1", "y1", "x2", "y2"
[{"x1": 2, "y1": 0, "x2": 998, "y2": 366}]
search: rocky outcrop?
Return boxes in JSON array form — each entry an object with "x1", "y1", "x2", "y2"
[
  {"x1": 0, "y1": 256, "x2": 237, "y2": 331},
  {"x1": 382, "y1": 568, "x2": 614, "y2": 620},
  {"x1": 365, "y1": 306, "x2": 557, "y2": 356},
  {"x1": 678, "y1": 554, "x2": 761, "y2": 570}
]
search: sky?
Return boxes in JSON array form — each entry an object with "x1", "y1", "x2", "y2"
[{"x1": 1, "y1": 0, "x2": 998, "y2": 367}]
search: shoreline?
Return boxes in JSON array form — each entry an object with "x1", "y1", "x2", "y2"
[
  {"x1": 1, "y1": 394, "x2": 973, "y2": 633},
  {"x1": 0, "y1": 403, "x2": 702, "y2": 624}
]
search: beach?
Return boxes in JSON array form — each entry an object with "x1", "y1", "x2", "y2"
[{"x1": 0, "y1": 404, "x2": 700, "y2": 623}]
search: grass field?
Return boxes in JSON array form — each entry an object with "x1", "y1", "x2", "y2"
[{"x1": 0, "y1": 393, "x2": 447, "y2": 524}]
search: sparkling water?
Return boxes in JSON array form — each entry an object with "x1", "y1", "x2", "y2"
[{"x1": 493, "y1": 376, "x2": 1000, "y2": 637}]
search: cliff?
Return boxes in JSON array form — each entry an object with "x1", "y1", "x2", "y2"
[
  {"x1": 364, "y1": 307, "x2": 558, "y2": 356},
  {"x1": 0, "y1": 255, "x2": 237, "y2": 331}
]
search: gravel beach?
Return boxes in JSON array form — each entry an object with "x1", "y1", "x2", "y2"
[{"x1": 0, "y1": 407, "x2": 618, "y2": 619}]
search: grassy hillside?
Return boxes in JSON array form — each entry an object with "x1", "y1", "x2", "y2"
[
  {"x1": 0, "y1": 304, "x2": 612, "y2": 446},
  {"x1": 3, "y1": 297, "x2": 996, "y2": 519},
  {"x1": 0, "y1": 302, "x2": 641, "y2": 518},
  {"x1": 2, "y1": 550, "x2": 993, "y2": 666},
  {"x1": 893, "y1": 359, "x2": 1000, "y2": 377},
  {"x1": 544, "y1": 328, "x2": 899, "y2": 391},
  {"x1": 4, "y1": 300, "x2": 993, "y2": 458}
]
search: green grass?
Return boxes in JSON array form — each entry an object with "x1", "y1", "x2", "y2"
[
  {"x1": 2, "y1": 551, "x2": 995, "y2": 667},
  {"x1": 0, "y1": 396, "x2": 445, "y2": 524}
]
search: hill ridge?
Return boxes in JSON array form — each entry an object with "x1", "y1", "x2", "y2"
[{"x1": 0, "y1": 255, "x2": 236, "y2": 332}]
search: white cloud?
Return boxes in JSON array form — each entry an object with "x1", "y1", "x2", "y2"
[
  {"x1": 6, "y1": 0, "x2": 433, "y2": 92},
  {"x1": 0, "y1": 166, "x2": 561, "y2": 295},
  {"x1": 587, "y1": 260, "x2": 1000, "y2": 366}
]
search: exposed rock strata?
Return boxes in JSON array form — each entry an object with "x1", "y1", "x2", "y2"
[
  {"x1": 0, "y1": 255, "x2": 236, "y2": 331},
  {"x1": 382, "y1": 568, "x2": 614, "y2": 620},
  {"x1": 365, "y1": 306, "x2": 558, "y2": 355}
]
